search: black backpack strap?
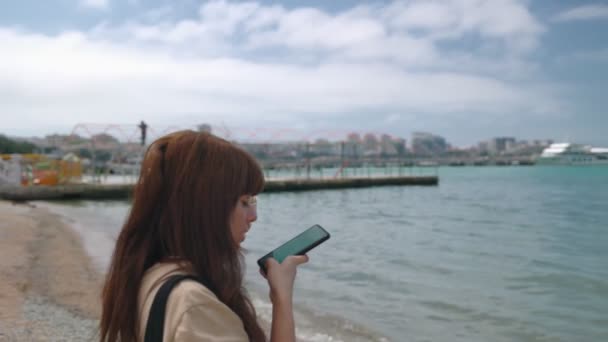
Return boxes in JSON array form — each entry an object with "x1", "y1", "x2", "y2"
[{"x1": 144, "y1": 274, "x2": 216, "y2": 342}]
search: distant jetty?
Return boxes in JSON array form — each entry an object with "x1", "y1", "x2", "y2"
[{"x1": 0, "y1": 176, "x2": 438, "y2": 201}]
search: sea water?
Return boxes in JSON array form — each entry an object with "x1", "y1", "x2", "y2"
[{"x1": 41, "y1": 166, "x2": 608, "y2": 341}]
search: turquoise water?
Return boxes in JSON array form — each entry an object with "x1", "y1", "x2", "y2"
[{"x1": 42, "y1": 166, "x2": 608, "y2": 342}]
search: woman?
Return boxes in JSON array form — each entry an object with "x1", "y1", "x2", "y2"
[{"x1": 99, "y1": 130, "x2": 308, "y2": 342}]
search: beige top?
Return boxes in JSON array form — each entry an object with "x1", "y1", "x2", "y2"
[{"x1": 138, "y1": 262, "x2": 249, "y2": 342}]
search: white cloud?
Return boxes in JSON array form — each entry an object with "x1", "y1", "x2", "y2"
[
  {"x1": 0, "y1": 0, "x2": 561, "y2": 140},
  {"x1": 255, "y1": 7, "x2": 386, "y2": 50},
  {"x1": 553, "y1": 4, "x2": 608, "y2": 22},
  {"x1": 384, "y1": 0, "x2": 544, "y2": 51},
  {"x1": 385, "y1": 2, "x2": 457, "y2": 30},
  {"x1": 80, "y1": 0, "x2": 109, "y2": 10},
  {"x1": 90, "y1": 0, "x2": 543, "y2": 65},
  {"x1": 199, "y1": 0, "x2": 261, "y2": 35}
]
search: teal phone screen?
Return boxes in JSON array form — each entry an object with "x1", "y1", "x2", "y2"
[{"x1": 271, "y1": 225, "x2": 328, "y2": 263}]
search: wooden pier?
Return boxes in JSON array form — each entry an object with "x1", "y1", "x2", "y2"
[{"x1": 0, "y1": 176, "x2": 438, "y2": 201}]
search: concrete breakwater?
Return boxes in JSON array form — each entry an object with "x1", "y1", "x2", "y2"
[{"x1": 0, "y1": 176, "x2": 438, "y2": 201}]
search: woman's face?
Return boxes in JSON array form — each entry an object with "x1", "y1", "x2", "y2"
[{"x1": 229, "y1": 194, "x2": 258, "y2": 246}]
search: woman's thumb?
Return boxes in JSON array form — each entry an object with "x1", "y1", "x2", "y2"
[{"x1": 265, "y1": 257, "x2": 279, "y2": 269}]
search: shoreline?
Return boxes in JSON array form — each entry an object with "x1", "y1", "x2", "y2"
[{"x1": 0, "y1": 200, "x2": 102, "y2": 340}]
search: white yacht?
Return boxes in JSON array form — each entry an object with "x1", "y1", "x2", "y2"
[{"x1": 538, "y1": 143, "x2": 608, "y2": 165}]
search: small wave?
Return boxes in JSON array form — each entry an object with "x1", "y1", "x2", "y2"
[
  {"x1": 506, "y1": 272, "x2": 608, "y2": 297},
  {"x1": 417, "y1": 300, "x2": 476, "y2": 316},
  {"x1": 426, "y1": 314, "x2": 452, "y2": 322},
  {"x1": 528, "y1": 258, "x2": 583, "y2": 273},
  {"x1": 469, "y1": 312, "x2": 518, "y2": 328},
  {"x1": 250, "y1": 295, "x2": 391, "y2": 342},
  {"x1": 388, "y1": 259, "x2": 452, "y2": 276},
  {"x1": 328, "y1": 271, "x2": 379, "y2": 283}
]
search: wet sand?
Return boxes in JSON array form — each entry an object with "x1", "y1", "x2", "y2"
[{"x1": 0, "y1": 200, "x2": 101, "y2": 341}]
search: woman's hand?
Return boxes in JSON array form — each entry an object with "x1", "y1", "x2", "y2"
[
  {"x1": 262, "y1": 256, "x2": 308, "y2": 342},
  {"x1": 260, "y1": 255, "x2": 309, "y2": 304}
]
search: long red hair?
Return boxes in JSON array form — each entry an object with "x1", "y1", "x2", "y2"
[{"x1": 99, "y1": 130, "x2": 266, "y2": 341}]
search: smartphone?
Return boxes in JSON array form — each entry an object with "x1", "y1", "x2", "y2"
[{"x1": 257, "y1": 224, "x2": 330, "y2": 274}]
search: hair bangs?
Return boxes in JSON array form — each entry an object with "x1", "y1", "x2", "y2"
[{"x1": 239, "y1": 149, "x2": 265, "y2": 196}]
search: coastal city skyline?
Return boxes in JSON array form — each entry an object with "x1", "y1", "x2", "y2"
[
  {"x1": 1, "y1": 0, "x2": 608, "y2": 146},
  {"x1": 2, "y1": 123, "x2": 557, "y2": 158},
  {"x1": 1, "y1": 122, "x2": 566, "y2": 149}
]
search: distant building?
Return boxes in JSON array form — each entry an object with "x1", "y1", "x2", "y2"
[
  {"x1": 363, "y1": 133, "x2": 379, "y2": 155},
  {"x1": 347, "y1": 133, "x2": 362, "y2": 144},
  {"x1": 0, "y1": 155, "x2": 22, "y2": 185},
  {"x1": 411, "y1": 132, "x2": 448, "y2": 156},
  {"x1": 311, "y1": 139, "x2": 339, "y2": 156},
  {"x1": 380, "y1": 134, "x2": 403, "y2": 156},
  {"x1": 92, "y1": 133, "x2": 120, "y2": 147},
  {"x1": 478, "y1": 141, "x2": 490, "y2": 154},
  {"x1": 505, "y1": 139, "x2": 517, "y2": 152},
  {"x1": 488, "y1": 137, "x2": 516, "y2": 154},
  {"x1": 239, "y1": 141, "x2": 307, "y2": 159},
  {"x1": 345, "y1": 132, "x2": 362, "y2": 157}
]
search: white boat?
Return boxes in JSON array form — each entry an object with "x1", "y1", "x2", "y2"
[{"x1": 537, "y1": 143, "x2": 608, "y2": 165}]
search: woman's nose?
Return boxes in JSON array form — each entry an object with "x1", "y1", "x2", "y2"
[{"x1": 248, "y1": 207, "x2": 257, "y2": 222}]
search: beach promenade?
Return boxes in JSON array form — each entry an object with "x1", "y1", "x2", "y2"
[{"x1": 0, "y1": 176, "x2": 438, "y2": 201}]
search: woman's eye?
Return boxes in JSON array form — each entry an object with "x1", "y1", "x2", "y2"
[{"x1": 239, "y1": 196, "x2": 256, "y2": 207}]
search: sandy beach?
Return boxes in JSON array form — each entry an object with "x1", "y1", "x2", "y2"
[
  {"x1": 0, "y1": 200, "x2": 281, "y2": 342},
  {"x1": 0, "y1": 200, "x2": 101, "y2": 341}
]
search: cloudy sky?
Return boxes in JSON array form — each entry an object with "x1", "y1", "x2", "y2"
[{"x1": 1, "y1": 0, "x2": 607, "y2": 146}]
